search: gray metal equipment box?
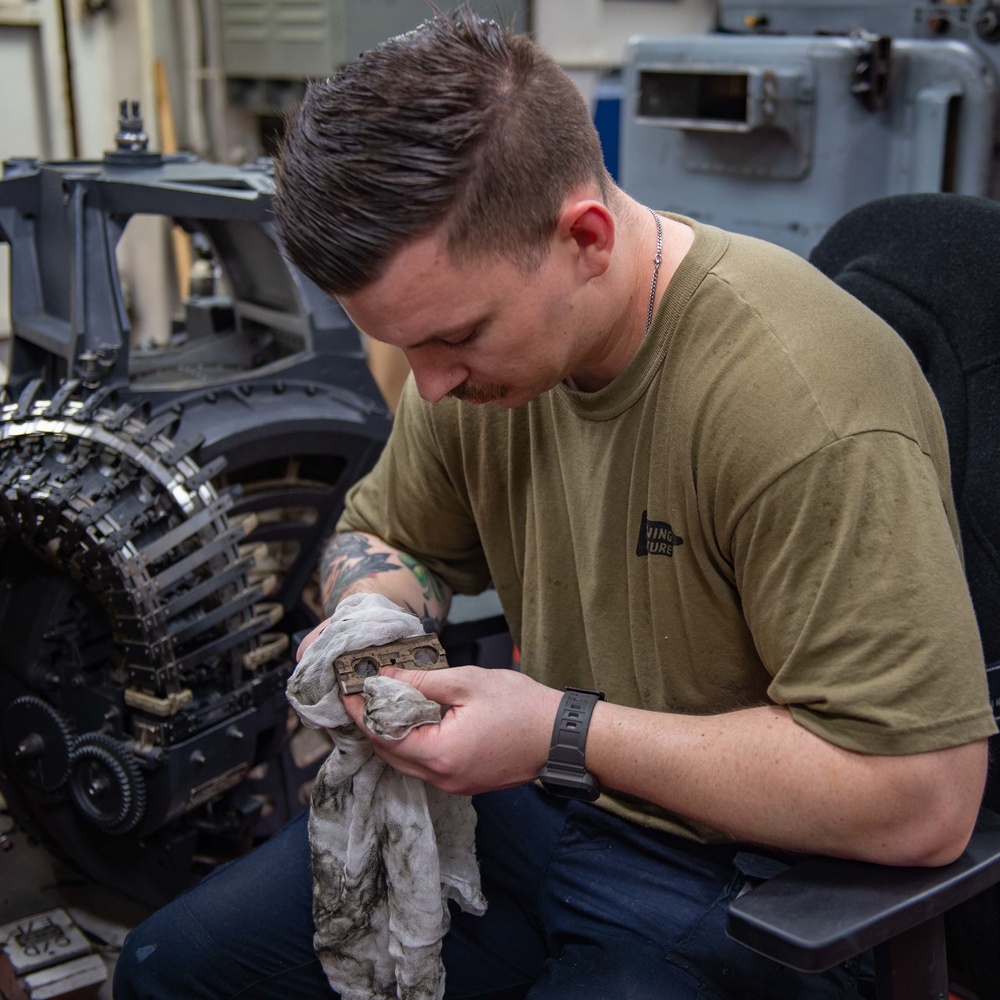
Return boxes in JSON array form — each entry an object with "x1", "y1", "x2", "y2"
[
  {"x1": 220, "y1": 0, "x2": 528, "y2": 81},
  {"x1": 620, "y1": 33, "x2": 998, "y2": 256},
  {"x1": 717, "y1": 0, "x2": 993, "y2": 41}
]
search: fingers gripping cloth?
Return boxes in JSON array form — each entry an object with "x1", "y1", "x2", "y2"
[{"x1": 286, "y1": 594, "x2": 486, "y2": 1000}]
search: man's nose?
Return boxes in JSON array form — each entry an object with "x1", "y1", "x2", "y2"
[{"x1": 406, "y1": 350, "x2": 465, "y2": 403}]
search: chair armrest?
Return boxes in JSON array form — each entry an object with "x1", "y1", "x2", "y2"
[{"x1": 725, "y1": 808, "x2": 1000, "y2": 972}]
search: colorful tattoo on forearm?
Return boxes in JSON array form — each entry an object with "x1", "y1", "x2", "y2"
[
  {"x1": 399, "y1": 552, "x2": 446, "y2": 605},
  {"x1": 321, "y1": 533, "x2": 400, "y2": 614},
  {"x1": 321, "y1": 534, "x2": 448, "y2": 629}
]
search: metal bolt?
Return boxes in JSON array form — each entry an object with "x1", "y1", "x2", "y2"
[
  {"x1": 88, "y1": 775, "x2": 110, "y2": 797},
  {"x1": 15, "y1": 734, "x2": 44, "y2": 759}
]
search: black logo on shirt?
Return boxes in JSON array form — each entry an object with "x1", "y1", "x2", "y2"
[{"x1": 636, "y1": 510, "x2": 684, "y2": 557}]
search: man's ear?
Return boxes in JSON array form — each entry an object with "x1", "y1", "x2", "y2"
[{"x1": 558, "y1": 199, "x2": 615, "y2": 278}]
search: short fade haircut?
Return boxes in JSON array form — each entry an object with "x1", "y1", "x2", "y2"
[{"x1": 273, "y1": 5, "x2": 612, "y2": 295}]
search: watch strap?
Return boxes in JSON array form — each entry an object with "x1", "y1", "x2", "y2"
[{"x1": 537, "y1": 687, "x2": 605, "y2": 800}]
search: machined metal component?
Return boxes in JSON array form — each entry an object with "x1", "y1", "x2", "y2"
[
  {"x1": 0, "y1": 696, "x2": 74, "y2": 792},
  {"x1": 978, "y1": 2, "x2": 1000, "y2": 43},
  {"x1": 67, "y1": 733, "x2": 147, "y2": 835},
  {"x1": 114, "y1": 99, "x2": 148, "y2": 153},
  {"x1": 0, "y1": 390, "x2": 269, "y2": 701},
  {"x1": 335, "y1": 634, "x2": 449, "y2": 696},
  {"x1": 123, "y1": 688, "x2": 195, "y2": 717},
  {"x1": 0, "y1": 116, "x2": 393, "y2": 905},
  {"x1": 851, "y1": 34, "x2": 893, "y2": 111}
]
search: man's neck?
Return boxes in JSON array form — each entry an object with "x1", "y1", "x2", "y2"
[{"x1": 566, "y1": 210, "x2": 693, "y2": 393}]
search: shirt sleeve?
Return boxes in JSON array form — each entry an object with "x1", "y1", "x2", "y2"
[
  {"x1": 336, "y1": 377, "x2": 493, "y2": 595},
  {"x1": 731, "y1": 430, "x2": 997, "y2": 754}
]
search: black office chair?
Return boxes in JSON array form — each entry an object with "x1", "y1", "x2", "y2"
[{"x1": 726, "y1": 193, "x2": 1000, "y2": 1000}]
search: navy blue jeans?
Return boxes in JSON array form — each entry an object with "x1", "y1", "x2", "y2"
[{"x1": 114, "y1": 785, "x2": 871, "y2": 999}]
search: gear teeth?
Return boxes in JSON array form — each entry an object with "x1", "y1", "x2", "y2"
[
  {"x1": 75, "y1": 386, "x2": 116, "y2": 421},
  {"x1": 0, "y1": 695, "x2": 75, "y2": 792},
  {"x1": 42, "y1": 379, "x2": 83, "y2": 417},
  {"x1": 102, "y1": 402, "x2": 139, "y2": 432},
  {"x1": 68, "y1": 732, "x2": 146, "y2": 835},
  {"x1": 14, "y1": 379, "x2": 45, "y2": 419},
  {"x1": 131, "y1": 411, "x2": 180, "y2": 445},
  {"x1": 163, "y1": 433, "x2": 205, "y2": 465}
]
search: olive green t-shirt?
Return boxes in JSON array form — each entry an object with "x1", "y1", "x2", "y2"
[{"x1": 339, "y1": 216, "x2": 997, "y2": 841}]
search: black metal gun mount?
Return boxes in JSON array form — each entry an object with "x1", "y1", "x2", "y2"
[{"x1": 0, "y1": 103, "x2": 392, "y2": 905}]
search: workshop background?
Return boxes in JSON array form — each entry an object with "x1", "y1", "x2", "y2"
[
  {"x1": 3, "y1": 2, "x2": 1000, "y2": 999},
  {"x1": 0, "y1": 4, "x2": 715, "y2": 997},
  {"x1": 0, "y1": 0, "x2": 714, "y2": 398}
]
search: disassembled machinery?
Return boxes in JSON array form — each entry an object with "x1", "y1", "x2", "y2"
[{"x1": 0, "y1": 104, "x2": 392, "y2": 904}]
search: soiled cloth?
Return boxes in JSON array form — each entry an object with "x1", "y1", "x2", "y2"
[{"x1": 286, "y1": 594, "x2": 486, "y2": 1000}]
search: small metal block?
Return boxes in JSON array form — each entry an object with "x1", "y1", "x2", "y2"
[{"x1": 334, "y1": 633, "x2": 449, "y2": 695}]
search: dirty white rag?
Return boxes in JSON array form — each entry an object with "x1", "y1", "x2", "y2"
[{"x1": 286, "y1": 593, "x2": 486, "y2": 1000}]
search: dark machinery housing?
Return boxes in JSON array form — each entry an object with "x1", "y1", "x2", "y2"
[{"x1": 0, "y1": 105, "x2": 392, "y2": 905}]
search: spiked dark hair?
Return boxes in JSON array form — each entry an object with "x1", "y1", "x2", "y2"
[{"x1": 272, "y1": 6, "x2": 611, "y2": 295}]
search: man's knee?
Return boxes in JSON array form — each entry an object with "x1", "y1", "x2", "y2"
[{"x1": 113, "y1": 913, "x2": 188, "y2": 1000}]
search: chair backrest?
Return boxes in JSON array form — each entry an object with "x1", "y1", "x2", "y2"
[{"x1": 809, "y1": 193, "x2": 1000, "y2": 998}]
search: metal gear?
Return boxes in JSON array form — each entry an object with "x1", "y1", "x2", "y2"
[
  {"x1": 0, "y1": 695, "x2": 74, "y2": 792},
  {"x1": 67, "y1": 733, "x2": 147, "y2": 835}
]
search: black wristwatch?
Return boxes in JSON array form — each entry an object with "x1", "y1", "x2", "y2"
[{"x1": 537, "y1": 687, "x2": 605, "y2": 801}]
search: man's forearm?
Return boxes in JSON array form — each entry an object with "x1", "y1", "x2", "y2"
[
  {"x1": 586, "y1": 701, "x2": 989, "y2": 867},
  {"x1": 320, "y1": 531, "x2": 452, "y2": 632},
  {"x1": 339, "y1": 657, "x2": 987, "y2": 867}
]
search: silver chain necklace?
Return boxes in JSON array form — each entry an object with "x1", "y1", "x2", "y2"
[{"x1": 644, "y1": 208, "x2": 663, "y2": 336}]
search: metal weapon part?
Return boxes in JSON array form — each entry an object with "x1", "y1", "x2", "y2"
[{"x1": 0, "y1": 106, "x2": 391, "y2": 905}]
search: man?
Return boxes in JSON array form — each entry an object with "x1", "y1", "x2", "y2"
[{"x1": 115, "y1": 8, "x2": 996, "y2": 998}]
